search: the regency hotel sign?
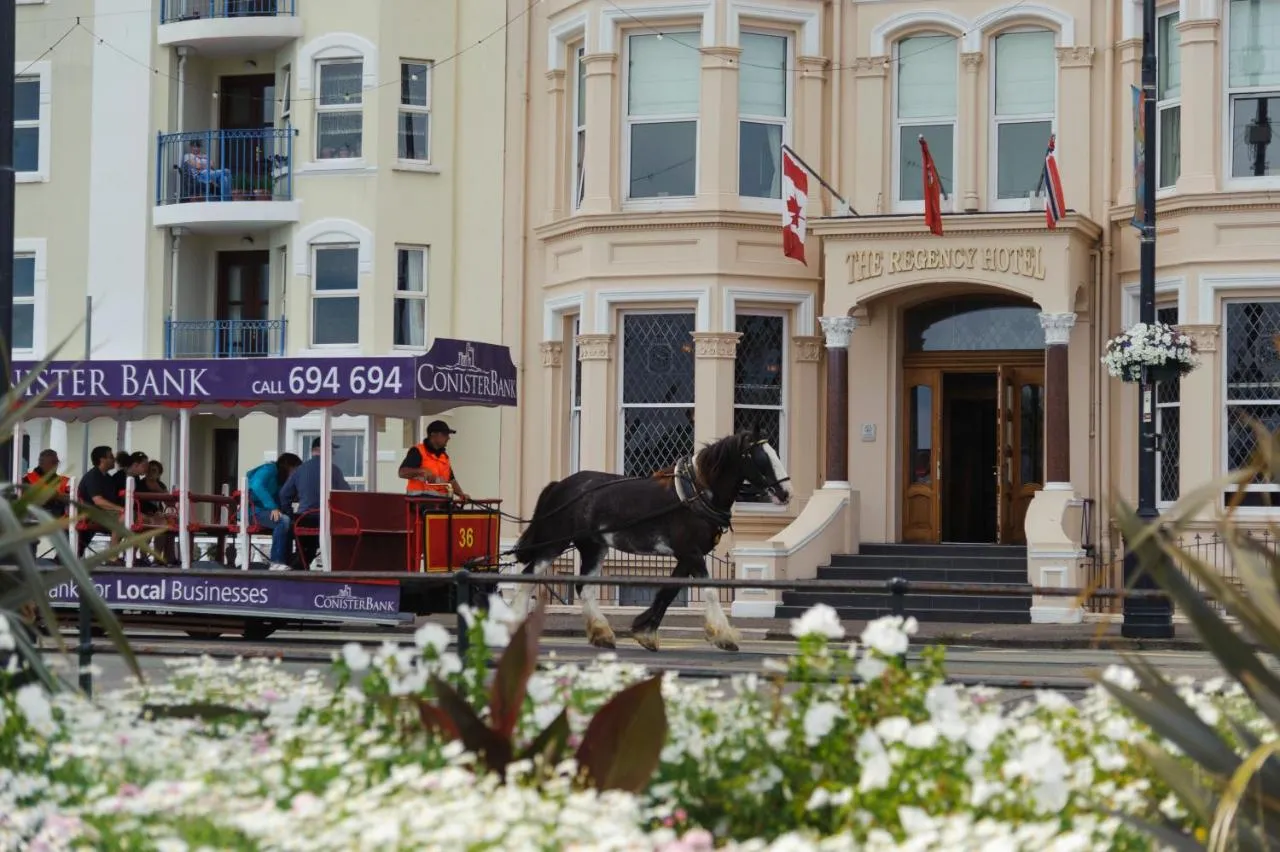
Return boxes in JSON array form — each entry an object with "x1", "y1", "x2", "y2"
[{"x1": 848, "y1": 246, "x2": 1048, "y2": 284}]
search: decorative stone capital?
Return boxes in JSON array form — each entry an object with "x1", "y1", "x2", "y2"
[
  {"x1": 701, "y1": 45, "x2": 742, "y2": 65},
  {"x1": 1176, "y1": 17, "x2": 1220, "y2": 43},
  {"x1": 853, "y1": 56, "x2": 887, "y2": 78},
  {"x1": 819, "y1": 316, "x2": 857, "y2": 349},
  {"x1": 581, "y1": 52, "x2": 618, "y2": 76},
  {"x1": 1039, "y1": 312, "x2": 1077, "y2": 346},
  {"x1": 544, "y1": 68, "x2": 566, "y2": 92},
  {"x1": 575, "y1": 333, "x2": 615, "y2": 361},
  {"x1": 792, "y1": 336, "x2": 822, "y2": 363},
  {"x1": 1177, "y1": 323, "x2": 1220, "y2": 353},
  {"x1": 960, "y1": 51, "x2": 984, "y2": 70},
  {"x1": 691, "y1": 331, "x2": 742, "y2": 359},
  {"x1": 1056, "y1": 45, "x2": 1096, "y2": 68},
  {"x1": 539, "y1": 341, "x2": 563, "y2": 368},
  {"x1": 797, "y1": 55, "x2": 830, "y2": 81}
]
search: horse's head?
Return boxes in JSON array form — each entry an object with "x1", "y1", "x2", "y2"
[{"x1": 736, "y1": 428, "x2": 793, "y2": 506}]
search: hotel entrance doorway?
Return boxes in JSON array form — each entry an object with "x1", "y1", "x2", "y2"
[{"x1": 899, "y1": 296, "x2": 1047, "y2": 545}]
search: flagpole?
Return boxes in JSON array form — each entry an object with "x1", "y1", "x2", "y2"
[
  {"x1": 1034, "y1": 134, "x2": 1055, "y2": 198},
  {"x1": 781, "y1": 144, "x2": 857, "y2": 217}
]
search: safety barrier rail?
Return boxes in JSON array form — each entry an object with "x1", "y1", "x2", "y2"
[
  {"x1": 160, "y1": 0, "x2": 296, "y2": 24},
  {"x1": 156, "y1": 127, "x2": 296, "y2": 206}
]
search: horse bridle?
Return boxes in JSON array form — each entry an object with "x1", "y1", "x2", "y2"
[{"x1": 742, "y1": 438, "x2": 791, "y2": 496}]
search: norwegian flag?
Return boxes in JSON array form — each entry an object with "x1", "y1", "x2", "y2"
[
  {"x1": 781, "y1": 148, "x2": 808, "y2": 264},
  {"x1": 1041, "y1": 134, "x2": 1066, "y2": 229}
]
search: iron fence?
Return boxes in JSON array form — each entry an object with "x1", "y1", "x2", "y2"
[
  {"x1": 156, "y1": 128, "x2": 296, "y2": 205},
  {"x1": 541, "y1": 549, "x2": 735, "y2": 608},
  {"x1": 160, "y1": 0, "x2": 296, "y2": 24},
  {"x1": 165, "y1": 317, "x2": 287, "y2": 358}
]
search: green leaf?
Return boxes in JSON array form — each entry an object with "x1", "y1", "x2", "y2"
[
  {"x1": 140, "y1": 703, "x2": 268, "y2": 723},
  {"x1": 1136, "y1": 740, "x2": 1218, "y2": 826},
  {"x1": 1098, "y1": 678, "x2": 1240, "y2": 778},
  {"x1": 574, "y1": 674, "x2": 667, "y2": 793},
  {"x1": 429, "y1": 676, "x2": 513, "y2": 774},
  {"x1": 518, "y1": 706, "x2": 571, "y2": 768},
  {"x1": 1111, "y1": 811, "x2": 1206, "y2": 852},
  {"x1": 489, "y1": 604, "x2": 545, "y2": 740},
  {"x1": 0, "y1": 565, "x2": 69, "y2": 611},
  {"x1": 4, "y1": 610, "x2": 69, "y2": 693}
]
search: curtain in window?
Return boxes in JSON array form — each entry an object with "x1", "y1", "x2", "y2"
[
  {"x1": 1158, "y1": 15, "x2": 1182, "y2": 99},
  {"x1": 396, "y1": 250, "x2": 426, "y2": 347},
  {"x1": 994, "y1": 31, "x2": 1055, "y2": 115},
  {"x1": 740, "y1": 33, "x2": 786, "y2": 116},
  {"x1": 898, "y1": 35, "x2": 957, "y2": 119},
  {"x1": 319, "y1": 62, "x2": 363, "y2": 105},
  {"x1": 1229, "y1": 0, "x2": 1280, "y2": 88},
  {"x1": 628, "y1": 32, "x2": 701, "y2": 115}
]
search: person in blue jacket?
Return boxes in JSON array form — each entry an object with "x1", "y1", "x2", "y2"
[{"x1": 245, "y1": 452, "x2": 304, "y2": 570}]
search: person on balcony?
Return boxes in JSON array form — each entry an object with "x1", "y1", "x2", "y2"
[
  {"x1": 183, "y1": 139, "x2": 232, "y2": 201},
  {"x1": 245, "y1": 452, "x2": 303, "y2": 571}
]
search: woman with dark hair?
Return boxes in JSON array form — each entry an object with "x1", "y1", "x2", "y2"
[{"x1": 245, "y1": 452, "x2": 305, "y2": 570}]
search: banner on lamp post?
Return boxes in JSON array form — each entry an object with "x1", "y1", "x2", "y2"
[{"x1": 1131, "y1": 85, "x2": 1146, "y2": 233}]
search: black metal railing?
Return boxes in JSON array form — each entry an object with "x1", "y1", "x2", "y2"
[
  {"x1": 544, "y1": 548, "x2": 735, "y2": 607},
  {"x1": 160, "y1": 0, "x2": 296, "y2": 24},
  {"x1": 156, "y1": 128, "x2": 295, "y2": 206},
  {"x1": 165, "y1": 317, "x2": 287, "y2": 358}
]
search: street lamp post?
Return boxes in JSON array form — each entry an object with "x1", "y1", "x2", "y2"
[
  {"x1": 1121, "y1": 0, "x2": 1175, "y2": 638},
  {"x1": 0, "y1": 0, "x2": 14, "y2": 484}
]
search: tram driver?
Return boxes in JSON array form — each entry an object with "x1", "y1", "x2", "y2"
[{"x1": 399, "y1": 420, "x2": 471, "y2": 504}]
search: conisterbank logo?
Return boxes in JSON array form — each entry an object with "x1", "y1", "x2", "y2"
[{"x1": 312, "y1": 584, "x2": 396, "y2": 613}]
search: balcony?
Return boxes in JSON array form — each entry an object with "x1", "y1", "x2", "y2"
[
  {"x1": 165, "y1": 318, "x2": 287, "y2": 359},
  {"x1": 154, "y1": 128, "x2": 301, "y2": 233},
  {"x1": 158, "y1": 0, "x2": 303, "y2": 55}
]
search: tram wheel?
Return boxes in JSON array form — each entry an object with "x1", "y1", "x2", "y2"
[{"x1": 242, "y1": 622, "x2": 276, "y2": 641}]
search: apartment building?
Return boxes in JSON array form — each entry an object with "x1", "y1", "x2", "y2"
[
  {"x1": 15, "y1": 0, "x2": 509, "y2": 497},
  {"x1": 501, "y1": 0, "x2": 1280, "y2": 620}
]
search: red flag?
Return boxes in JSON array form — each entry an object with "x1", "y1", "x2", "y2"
[
  {"x1": 781, "y1": 148, "x2": 808, "y2": 264},
  {"x1": 1042, "y1": 134, "x2": 1066, "y2": 229},
  {"x1": 918, "y1": 135, "x2": 943, "y2": 236}
]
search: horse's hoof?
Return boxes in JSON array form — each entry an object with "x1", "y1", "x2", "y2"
[
  {"x1": 587, "y1": 629, "x2": 617, "y2": 650},
  {"x1": 633, "y1": 630, "x2": 660, "y2": 652},
  {"x1": 713, "y1": 638, "x2": 740, "y2": 653},
  {"x1": 705, "y1": 626, "x2": 741, "y2": 653}
]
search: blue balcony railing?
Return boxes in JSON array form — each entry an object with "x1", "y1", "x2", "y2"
[
  {"x1": 160, "y1": 0, "x2": 296, "y2": 25},
  {"x1": 156, "y1": 128, "x2": 296, "y2": 206},
  {"x1": 165, "y1": 318, "x2": 287, "y2": 359}
]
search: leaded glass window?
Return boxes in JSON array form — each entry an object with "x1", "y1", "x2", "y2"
[
  {"x1": 1156, "y1": 305, "x2": 1181, "y2": 504},
  {"x1": 570, "y1": 316, "x2": 582, "y2": 473},
  {"x1": 1225, "y1": 301, "x2": 1280, "y2": 488},
  {"x1": 733, "y1": 314, "x2": 785, "y2": 503},
  {"x1": 620, "y1": 313, "x2": 695, "y2": 476},
  {"x1": 904, "y1": 297, "x2": 1045, "y2": 351}
]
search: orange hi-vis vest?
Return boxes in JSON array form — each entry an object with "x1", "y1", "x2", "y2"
[
  {"x1": 24, "y1": 469, "x2": 69, "y2": 495},
  {"x1": 406, "y1": 443, "x2": 452, "y2": 496}
]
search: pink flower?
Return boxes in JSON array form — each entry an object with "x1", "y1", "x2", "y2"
[
  {"x1": 118, "y1": 784, "x2": 141, "y2": 798},
  {"x1": 681, "y1": 829, "x2": 713, "y2": 850}
]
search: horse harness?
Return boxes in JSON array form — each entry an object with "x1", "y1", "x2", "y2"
[{"x1": 671, "y1": 439, "x2": 792, "y2": 546}]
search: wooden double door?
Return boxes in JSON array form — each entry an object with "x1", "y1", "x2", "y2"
[{"x1": 902, "y1": 357, "x2": 1045, "y2": 545}]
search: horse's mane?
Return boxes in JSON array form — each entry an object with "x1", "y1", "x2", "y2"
[{"x1": 649, "y1": 432, "x2": 749, "y2": 485}]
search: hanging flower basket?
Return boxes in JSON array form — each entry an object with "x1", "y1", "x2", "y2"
[{"x1": 1102, "y1": 321, "x2": 1200, "y2": 383}]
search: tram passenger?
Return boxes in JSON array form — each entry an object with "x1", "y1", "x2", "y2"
[
  {"x1": 23, "y1": 449, "x2": 70, "y2": 518},
  {"x1": 398, "y1": 420, "x2": 471, "y2": 505},
  {"x1": 77, "y1": 445, "x2": 125, "y2": 561},
  {"x1": 244, "y1": 452, "x2": 303, "y2": 571},
  {"x1": 279, "y1": 438, "x2": 350, "y2": 569},
  {"x1": 137, "y1": 460, "x2": 177, "y2": 566}
]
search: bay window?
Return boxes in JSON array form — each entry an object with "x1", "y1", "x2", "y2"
[
  {"x1": 297, "y1": 430, "x2": 366, "y2": 491},
  {"x1": 1157, "y1": 11, "x2": 1182, "y2": 188},
  {"x1": 1225, "y1": 300, "x2": 1280, "y2": 503},
  {"x1": 626, "y1": 31, "x2": 700, "y2": 200},
  {"x1": 394, "y1": 246, "x2": 427, "y2": 348},
  {"x1": 14, "y1": 75, "x2": 39, "y2": 175},
  {"x1": 12, "y1": 255, "x2": 34, "y2": 353},
  {"x1": 895, "y1": 34, "x2": 956, "y2": 207},
  {"x1": 311, "y1": 246, "x2": 359, "y2": 346},
  {"x1": 739, "y1": 32, "x2": 788, "y2": 199},
  {"x1": 620, "y1": 312, "x2": 695, "y2": 476},
  {"x1": 572, "y1": 46, "x2": 586, "y2": 209},
  {"x1": 1227, "y1": 0, "x2": 1280, "y2": 178},
  {"x1": 992, "y1": 30, "x2": 1056, "y2": 204},
  {"x1": 398, "y1": 61, "x2": 431, "y2": 161},
  {"x1": 1156, "y1": 305, "x2": 1181, "y2": 505},
  {"x1": 316, "y1": 59, "x2": 363, "y2": 159},
  {"x1": 570, "y1": 316, "x2": 582, "y2": 473},
  {"x1": 733, "y1": 314, "x2": 785, "y2": 503}
]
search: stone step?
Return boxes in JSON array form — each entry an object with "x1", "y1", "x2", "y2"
[
  {"x1": 826, "y1": 554, "x2": 1028, "y2": 572},
  {"x1": 817, "y1": 565, "x2": 1029, "y2": 585},
  {"x1": 782, "y1": 590, "x2": 1030, "y2": 614},
  {"x1": 775, "y1": 603, "x2": 1032, "y2": 625},
  {"x1": 855, "y1": 543, "x2": 1028, "y2": 559}
]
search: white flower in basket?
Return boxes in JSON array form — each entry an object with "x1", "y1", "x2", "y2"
[{"x1": 1101, "y1": 321, "x2": 1200, "y2": 383}]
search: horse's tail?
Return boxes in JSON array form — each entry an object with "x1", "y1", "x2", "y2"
[{"x1": 513, "y1": 479, "x2": 562, "y2": 565}]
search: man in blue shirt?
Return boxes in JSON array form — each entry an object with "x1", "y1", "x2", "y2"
[
  {"x1": 244, "y1": 452, "x2": 303, "y2": 570},
  {"x1": 280, "y1": 438, "x2": 352, "y2": 568}
]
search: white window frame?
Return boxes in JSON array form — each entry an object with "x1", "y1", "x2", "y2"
[
  {"x1": 1223, "y1": 0, "x2": 1280, "y2": 189},
  {"x1": 616, "y1": 309, "x2": 697, "y2": 475},
  {"x1": 622, "y1": 28, "x2": 702, "y2": 211},
  {"x1": 571, "y1": 45, "x2": 587, "y2": 211},
  {"x1": 732, "y1": 309, "x2": 788, "y2": 512},
  {"x1": 397, "y1": 59, "x2": 432, "y2": 164},
  {"x1": 891, "y1": 34, "x2": 957, "y2": 214},
  {"x1": 279, "y1": 65, "x2": 292, "y2": 122},
  {"x1": 310, "y1": 243, "x2": 360, "y2": 349},
  {"x1": 1222, "y1": 296, "x2": 1280, "y2": 507},
  {"x1": 314, "y1": 58, "x2": 364, "y2": 162},
  {"x1": 13, "y1": 62, "x2": 50, "y2": 183},
  {"x1": 295, "y1": 428, "x2": 368, "y2": 491},
  {"x1": 988, "y1": 27, "x2": 1059, "y2": 212},
  {"x1": 393, "y1": 245, "x2": 428, "y2": 350},
  {"x1": 569, "y1": 315, "x2": 582, "y2": 473},
  {"x1": 737, "y1": 28, "x2": 793, "y2": 211},
  {"x1": 12, "y1": 238, "x2": 46, "y2": 359},
  {"x1": 1156, "y1": 8, "x2": 1181, "y2": 192},
  {"x1": 1155, "y1": 303, "x2": 1180, "y2": 507}
]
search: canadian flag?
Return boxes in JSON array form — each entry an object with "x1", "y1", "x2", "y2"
[{"x1": 782, "y1": 149, "x2": 808, "y2": 264}]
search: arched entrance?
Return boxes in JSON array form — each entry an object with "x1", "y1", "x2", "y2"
[{"x1": 900, "y1": 295, "x2": 1045, "y2": 545}]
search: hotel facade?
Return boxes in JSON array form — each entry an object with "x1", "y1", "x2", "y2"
[
  {"x1": 500, "y1": 0, "x2": 1280, "y2": 620},
  {"x1": 16, "y1": 0, "x2": 508, "y2": 498}
]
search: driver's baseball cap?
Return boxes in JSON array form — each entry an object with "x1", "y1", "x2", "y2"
[{"x1": 426, "y1": 420, "x2": 456, "y2": 436}]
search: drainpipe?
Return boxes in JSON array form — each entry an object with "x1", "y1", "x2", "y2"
[
  {"x1": 1097, "y1": 5, "x2": 1117, "y2": 557},
  {"x1": 176, "y1": 46, "x2": 187, "y2": 134},
  {"x1": 168, "y1": 227, "x2": 182, "y2": 347}
]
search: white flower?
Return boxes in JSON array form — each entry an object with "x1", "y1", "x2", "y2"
[
  {"x1": 482, "y1": 619, "x2": 511, "y2": 648},
  {"x1": 855, "y1": 654, "x2": 888, "y2": 682},
  {"x1": 789, "y1": 604, "x2": 845, "y2": 639},
  {"x1": 0, "y1": 615, "x2": 14, "y2": 652},
  {"x1": 860, "y1": 615, "x2": 916, "y2": 657},
  {"x1": 1101, "y1": 665, "x2": 1139, "y2": 691},
  {"x1": 414, "y1": 622, "x2": 451, "y2": 656},
  {"x1": 802, "y1": 701, "x2": 841, "y2": 746},
  {"x1": 905, "y1": 722, "x2": 940, "y2": 750},
  {"x1": 15, "y1": 683, "x2": 56, "y2": 737},
  {"x1": 874, "y1": 716, "x2": 911, "y2": 745},
  {"x1": 340, "y1": 642, "x2": 370, "y2": 672}
]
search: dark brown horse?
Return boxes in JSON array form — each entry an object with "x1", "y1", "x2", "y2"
[{"x1": 509, "y1": 429, "x2": 792, "y2": 652}]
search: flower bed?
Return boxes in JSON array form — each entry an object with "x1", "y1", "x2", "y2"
[{"x1": 0, "y1": 604, "x2": 1244, "y2": 851}]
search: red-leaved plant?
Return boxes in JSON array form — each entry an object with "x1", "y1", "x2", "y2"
[{"x1": 416, "y1": 605, "x2": 668, "y2": 793}]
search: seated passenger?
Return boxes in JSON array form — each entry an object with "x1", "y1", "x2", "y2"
[{"x1": 246, "y1": 452, "x2": 303, "y2": 571}]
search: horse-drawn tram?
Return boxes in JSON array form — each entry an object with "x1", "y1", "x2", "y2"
[{"x1": 14, "y1": 338, "x2": 515, "y2": 640}]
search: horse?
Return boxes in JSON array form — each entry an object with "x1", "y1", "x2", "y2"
[{"x1": 508, "y1": 428, "x2": 792, "y2": 653}]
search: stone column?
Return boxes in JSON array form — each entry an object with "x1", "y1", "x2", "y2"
[
  {"x1": 1175, "y1": 324, "x2": 1219, "y2": 514},
  {"x1": 544, "y1": 69, "x2": 568, "y2": 222},
  {"x1": 959, "y1": 52, "x2": 983, "y2": 212},
  {"x1": 575, "y1": 333, "x2": 615, "y2": 472},
  {"x1": 1039, "y1": 312, "x2": 1076, "y2": 486},
  {"x1": 698, "y1": 47, "x2": 740, "y2": 208},
  {"x1": 539, "y1": 341, "x2": 565, "y2": 481},
  {"x1": 852, "y1": 58, "x2": 887, "y2": 213},
  {"x1": 819, "y1": 316, "x2": 856, "y2": 486},
  {"x1": 791, "y1": 335, "x2": 823, "y2": 497},
  {"x1": 1055, "y1": 47, "x2": 1095, "y2": 213},
  {"x1": 579, "y1": 53, "x2": 617, "y2": 214},
  {"x1": 691, "y1": 331, "x2": 741, "y2": 447},
  {"x1": 1175, "y1": 19, "x2": 1220, "y2": 194}
]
